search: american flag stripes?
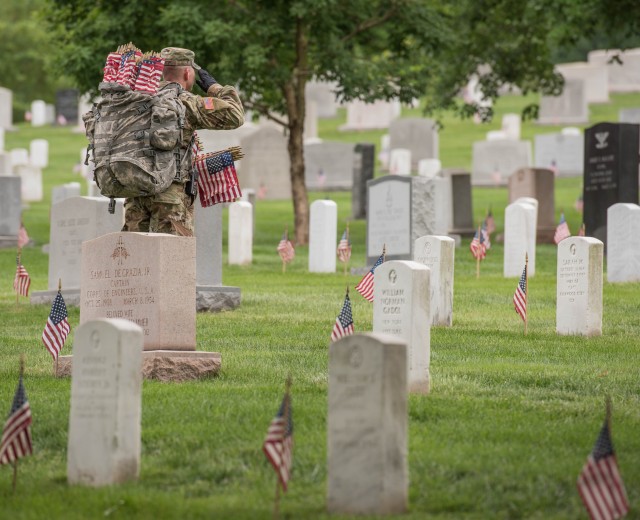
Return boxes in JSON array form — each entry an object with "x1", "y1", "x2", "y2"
[
  {"x1": 263, "y1": 389, "x2": 293, "y2": 492},
  {"x1": 513, "y1": 264, "x2": 527, "y2": 322},
  {"x1": 355, "y1": 252, "x2": 384, "y2": 302},
  {"x1": 13, "y1": 257, "x2": 31, "y2": 298},
  {"x1": 554, "y1": 213, "x2": 571, "y2": 244},
  {"x1": 42, "y1": 291, "x2": 70, "y2": 360},
  {"x1": 17, "y1": 223, "x2": 29, "y2": 249},
  {"x1": 133, "y1": 54, "x2": 165, "y2": 95},
  {"x1": 470, "y1": 228, "x2": 486, "y2": 260},
  {"x1": 0, "y1": 373, "x2": 33, "y2": 465},
  {"x1": 195, "y1": 151, "x2": 242, "y2": 208},
  {"x1": 485, "y1": 208, "x2": 496, "y2": 235},
  {"x1": 577, "y1": 416, "x2": 629, "y2": 520},
  {"x1": 277, "y1": 231, "x2": 295, "y2": 264},
  {"x1": 336, "y1": 230, "x2": 352, "y2": 264},
  {"x1": 481, "y1": 220, "x2": 491, "y2": 250},
  {"x1": 331, "y1": 293, "x2": 354, "y2": 342}
]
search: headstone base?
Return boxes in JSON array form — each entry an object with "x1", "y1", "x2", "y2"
[
  {"x1": 409, "y1": 376, "x2": 430, "y2": 394},
  {"x1": 449, "y1": 226, "x2": 476, "y2": 238},
  {"x1": 31, "y1": 289, "x2": 80, "y2": 307},
  {"x1": 196, "y1": 285, "x2": 241, "y2": 312},
  {"x1": 0, "y1": 235, "x2": 18, "y2": 249},
  {"x1": 56, "y1": 351, "x2": 222, "y2": 382}
]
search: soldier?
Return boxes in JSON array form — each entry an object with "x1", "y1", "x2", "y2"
[{"x1": 122, "y1": 47, "x2": 244, "y2": 236}]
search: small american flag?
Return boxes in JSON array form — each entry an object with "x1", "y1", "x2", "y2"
[
  {"x1": 42, "y1": 291, "x2": 70, "y2": 360},
  {"x1": 13, "y1": 257, "x2": 31, "y2": 298},
  {"x1": 331, "y1": 292, "x2": 354, "y2": 342},
  {"x1": 485, "y1": 208, "x2": 496, "y2": 235},
  {"x1": 481, "y1": 220, "x2": 491, "y2": 250},
  {"x1": 554, "y1": 213, "x2": 571, "y2": 244},
  {"x1": 579, "y1": 223, "x2": 586, "y2": 237},
  {"x1": 470, "y1": 228, "x2": 486, "y2": 260},
  {"x1": 263, "y1": 387, "x2": 293, "y2": 492},
  {"x1": 513, "y1": 264, "x2": 527, "y2": 322},
  {"x1": 195, "y1": 151, "x2": 242, "y2": 208},
  {"x1": 355, "y1": 252, "x2": 384, "y2": 302},
  {"x1": 577, "y1": 414, "x2": 629, "y2": 520},
  {"x1": 17, "y1": 223, "x2": 29, "y2": 249},
  {"x1": 336, "y1": 230, "x2": 352, "y2": 264},
  {"x1": 277, "y1": 231, "x2": 295, "y2": 264},
  {"x1": 0, "y1": 373, "x2": 33, "y2": 465}
]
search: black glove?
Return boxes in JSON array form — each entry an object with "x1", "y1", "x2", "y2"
[{"x1": 196, "y1": 68, "x2": 217, "y2": 92}]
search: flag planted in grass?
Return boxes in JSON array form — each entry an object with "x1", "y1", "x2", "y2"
[
  {"x1": 263, "y1": 383, "x2": 293, "y2": 492},
  {"x1": 513, "y1": 264, "x2": 527, "y2": 322},
  {"x1": 481, "y1": 220, "x2": 491, "y2": 250},
  {"x1": 277, "y1": 230, "x2": 295, "y2": 265},
  {"x1": 554, "y1": 213, "x2": 571, "y2": 244},
  {"x1": 331, "y1": 291, "x2": 354, "y2": 342},
  {"x1": 42, "y1": 291, "x2": 70, "y2": 360},
  {"x1": 336, "y1": 229, "x2": 352, "y2": 264},
  {"x1": 14, "y1": 256, "x2": 31, "y2": 298},
  {"x1": 17, "y1": 223, "x2": 29, "y2": 249},
  {"x1": 0, "y1": 370, "x2": 33, "y2": 465},
  {"x1": 485, "y1": 207, "x2": 496, "y2": 235},
  {"x1": 470, "y1": 228, "x2": 486, "y2": 260},
  {"x1": 577, "y1": 408, "x2": 629, "y2": 520},
  {"x1": 355, "y1": 250, "x2": 384, "y2": 302}
]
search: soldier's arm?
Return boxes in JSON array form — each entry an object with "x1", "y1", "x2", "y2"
[{"x1": 182, "y1": 85, "x2": 245, "y2": 130}]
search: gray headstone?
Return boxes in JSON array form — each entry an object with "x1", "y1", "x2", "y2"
[
  {"x1": 45, "y1": 104, "x2": 56, "y2": 125},
  {"x1": 443, "y1": 169, "x2": 475, "y2": 235},
  {"x1": 471, "y1": 140, "x2": 532, "y2": 186},
  {"x1": 55, "y1": 89, "x2": 79, "y2": 125},
  {"x1": 534, "y1": 132, "x2": 584, "y2": 176},
  {"x1": 327, "y1": 333, "x2": 408, "y2": 515},
  {"x1": 0, "y1": 87, "x2": 13, "y2": 130},
  {"x1": 556, "y1": 62, "x2": 609, "y2": 103},
  {"x1": 80, "y1": 232, "x2": 196, "y2": 350},
  {"x1": 0, "y1": 152, "x2": 10, "y2": 175},
  {"x1": 52, "y1": 182, "x2": 82, "y2": 206},
  {"x1": 67, "y1": 319, "x2": 143, "y2": 486},
  {"x1": 304, "y1": 142, "x2": 355, "y2": 190},
  {"x1": 556, "y1": 237, "x2": 603, "y2": 336},
  {"x1": 588, "y1": 48, "x2": 640, "y2": 93},
  {"x1": 340, "y1": 99, "x2": 401, "y2": 131},
  {"x1": 583, "y1": 123, "x2": 640, "y2": 245},
  {"x1": 366, "y1": 176, "x2": 437, "y2": 264},
  {"x1": 238, "y1": 126, "x2": 291, "y2": 200},
  {"x1": 538, "y1": 80, "x2": 588, "y2": 125},
  {"x1": 351, "y1": 143, "x2": 375, "y2": 219},
  {"x1": 508, "y1": 168, "x2": 556, "y2": 243},
  {"x1": 305, "y1": 81, "x2": 338, "y2": 119},
  {"x1": 0, "y1": 176, "x2": 21, "y2": 239},
  {"x1": 389, "y1": 117, "x2": 439, "y2": 168},
  {"x1": 619, "y1": 108, "x2": 640, "y2": 124},
  {"x1": 607, "y1": 203, "x2": 640, "y2": 282},
  {"x1": 15, "y1": 165, "x2": 43, "y2": 202}
]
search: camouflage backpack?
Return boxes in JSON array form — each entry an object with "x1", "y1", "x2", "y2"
[{"x1": 83, "y1": 82, "x2": 186, "y2": 205}]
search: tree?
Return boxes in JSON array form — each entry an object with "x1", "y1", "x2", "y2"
[{"x1": 45, "y1": 0, "x2": 640, "y2": 244}]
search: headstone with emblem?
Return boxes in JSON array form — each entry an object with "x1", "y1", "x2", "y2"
[
  {"x1": 538, "y1": 80, "x2": 589, "y2": 125},
  {"x1": 471, "y1": 140, "x2": 532, "y2": 185},
  {"x1": 67, "y1": 319, "x2": 143, "y2": 486},
  {"x1": 504, "y1": 201, "x2": 537, "y2": 277},
  {"x1": 309, "y1": 200, "x2": 337, "y2": 273},
  {"x1": 413, "y1": 236, "x2": 455, "y2": 326},
  {"x1": 583, "y1": 122, "x2": 640, "y2": 246},
  {"x1": 304, "y1": 142, "x2": 356, "y2": 190},
  {"x1": 351, "y1": 143, "x2": 375, "y2": 219},
  {"x1": 55, "y1": 89, "x2": 79, "y2": 125},
  {"x1": 556, "y1": 237, "x2": 603, "y2": 336},
  {"x1": 366, "y1": 176, "x2": 437, "y2": 265},
  {"x1": 327, "y1": 332, "x2": 408, "y2": 515},
  {"x1": 607, "y1": 203, "x2": 640, "y2": 282},
  {"x1": 508, "y1": 168, "x2": 556, "y2": 243},
  {"x1": 389, "y1": 118, "x2": 439, "y2": 169},
  {"x1": 30, "y1": 197, "x2": 125, "y2": 306},
  {"x1": 0, "y1": 176, "x2": 21, "y2": 248},
  {"x1": 373, "y1": 260, "x2": 430, "y2": 393}
]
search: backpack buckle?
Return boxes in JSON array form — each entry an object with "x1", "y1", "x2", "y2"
[
  {"x1": 108, "y1": 198, "x2": 116, "y2": 214},
  {"x1": 143, "y1": 149, "x2": 156, "y2": 157}
]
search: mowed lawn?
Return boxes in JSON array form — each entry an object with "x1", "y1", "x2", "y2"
[{"x1": 1, "y1": 94, "x2": 639, "y2": 519}]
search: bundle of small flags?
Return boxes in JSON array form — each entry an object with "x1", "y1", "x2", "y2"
[
  {"x1": 554, "y1": 213, "x2": 571, "y2": 244},
  {"x1": 195, "y1": 147, "x2": 244, "y2": 208},
  {"x1": 102, "y1": 43, "x2": 165, "y2": 95}
]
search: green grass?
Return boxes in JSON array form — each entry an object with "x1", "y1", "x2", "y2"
[{"x1": 1, "y1": 94, "x2": 639, "y2": 519}]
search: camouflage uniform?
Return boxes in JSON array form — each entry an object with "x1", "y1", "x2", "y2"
[{"x1": 122, "y1": 48, "x2": 244, "y2": 236}]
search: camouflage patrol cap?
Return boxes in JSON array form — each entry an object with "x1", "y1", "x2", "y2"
[{"x1": 160, "y1": 47, "x2": 201, "y2": 70}]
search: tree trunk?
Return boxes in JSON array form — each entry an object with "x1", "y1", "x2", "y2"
[{"x1": 284, "y1": 17, "x2": 310, "y2": 246}]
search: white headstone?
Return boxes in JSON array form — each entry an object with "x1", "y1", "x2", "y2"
[
  {"x1": 588, "y1": 48, "x2": 640, "y2": 93},
  {"x1": 0, "y1": 176, "x2": 21, "y2": 238},
  {"x1": 534, "y1": 132, "x2": 583, "y2": 176},
  {"x1": 607, "y1": 203, "x2": 640, "y2": 282},
  {"x1": 52, "y1": 182, "x2": 82, "y2": 206},
  {"x1": 31, "y1": 100, "x2": 47, "y2": 127},
  {"x1": 30, "y1": 139, "x2": 49, "y2": 168},
  {"x1": 341, "y1": 99, "x2": 401, "y2": 131},
  {"x1": 557, "y1": 62, "x2": 609, "y2": 103},
  {"x1": 327, "y1": 333, "x2": 408, "y2": 515},
  {"x1": 304, "y1": 142, "x2": 355, "y2": 190},
  {"x1": 504, "y1": 202, "x2": 537, "y2": 277},
  {"x1": 432, "y1": 176, "x2": 453, "y2": 236},
  {"x1": 228, "y1": 201, "x2": 253, "y2": 265},
  {"x1": 10, "y1": 148, "x2": 29, "y2": 169},
  {"x1": 486, "y1": 130, "x2": 508, "y2": 141},
  {"x1": 15, "y1": 165, "x2": 43, "y2": 202},
  {"x1": 418, "y1": 159, "x2": 441, "y2": 179},
  {"x1": 501, "y1": 113, "x2": 522, "y2": 140},
  {"x1": 472, "y1": 140, "x2": 532, "y2": 185},
  {"x1": 389, "y1": 148, "x2": 412, "y2": 175},
  {"x1": 562, "y1": 127, "x2": 581, "y2": 136},
  {"x1": 413, "y1": 236, "x2": 455, "y2": 326},
  {"x1": 556, "y1": 237, "x2": 603, "y2": 336},
  {"x1": 379, "y1": 133, "x2": 391, "y2": 169},
  {"x1": 0, "y1": 87, "x2": 12, "y2": 130},
  {"x1": 373, "y1": 261, "x2": 430, "y2": 393},
  {"x1": 67, "y1": 319, "x2": 143, "y2": 486},
  {"x1": 309, "y1": 200, "x2": 337, "y2": 273},
  {"x1": 80, "y1": 232, "x2": 196, "y2": 350},
  {"x1": 0, "y1": 152, "x2": 11, "y2": 175},
  {"x1": 45, "y1": 104, "x2": 56, "y2": 125},
  {"x1": 538, "y1": 80, "x2": 588, "y2": 125},
  {"x1": 389, "y1": 117, "x2": 439, "y2": 168}
]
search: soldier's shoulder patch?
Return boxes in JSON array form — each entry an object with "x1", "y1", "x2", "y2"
[{"x1": 203, "y1": 97, "x2": 215, "y2": 110}]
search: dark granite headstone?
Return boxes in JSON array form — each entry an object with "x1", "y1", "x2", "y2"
[
  {"x1": 352, "y1": 143, "x2": 375, "y2": 219},
  {"x1": 442, "y1": 169, "x2": 475, "y2": 236},
  {"x1": 55, "y1": 89, "x2": 79, "y2": 125},
  {"x1": 583, "y1": 123, "x2": 640, "y2": 245}
]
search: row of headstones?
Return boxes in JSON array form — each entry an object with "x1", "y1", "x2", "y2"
[
  {"x1": 0, "y1": 87, "x2": 84, "y2": 130},
  {"x1": 0, "y1": 139, "x2": 50, "y2": 202}
]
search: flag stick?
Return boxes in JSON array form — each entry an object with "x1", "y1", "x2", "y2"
[
  {"x1": 282, "y1": 259, "x2": 286, "y2": 274},
  {"x1": 273, "y1": 476, "x2": 281, "y2": 520},
  {"x1": 475, "y1": 224, "x2": 481, "y2": 279},
  {"x1": 343, "y1": 223, "x2": 349, "y2": 276},
  {"x1": 524, "y1": 253, "x2": 529, "y2": 336},
  {"x1": 16, "y1": 249, "x2": 21, "y2": 305},
  {"x1": 605, "y1": 395, "x2": 612, "y2": 433},
  {"x1": 382, "y1": 243, "x2": 386, "y2": 262}
]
